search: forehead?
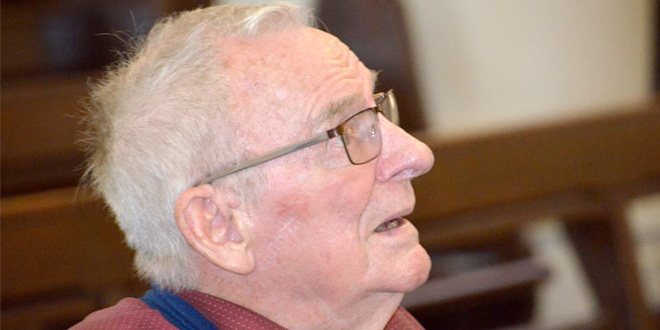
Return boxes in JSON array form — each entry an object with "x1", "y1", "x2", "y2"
[{"x1": 221, "y1": 27, "x2": 376, "y2": 141}]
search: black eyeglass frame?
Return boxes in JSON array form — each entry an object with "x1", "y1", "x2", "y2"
[{"x1": 195, "y1": 90, "x2": 398, "y2": 186}]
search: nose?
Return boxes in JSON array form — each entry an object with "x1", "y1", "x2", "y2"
[{"x1": 375, "y1": 118, "x2": 435, "y2": 182}]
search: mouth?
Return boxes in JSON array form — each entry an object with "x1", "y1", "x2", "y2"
[{"x1": 374, "y1": 218, "x2": 405, "y2": 233}]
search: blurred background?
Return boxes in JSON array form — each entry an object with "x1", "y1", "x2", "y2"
[{"x1": 2, "y1": 0, "x2": 659, "y2": 329}]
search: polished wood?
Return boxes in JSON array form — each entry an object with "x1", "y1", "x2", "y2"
[
  {"x1": 1, "y1": 187, "x2": 147, "y2": 329},
  {"x1": 1, "y1": 74, "x2": 92, "y2": 195},
  {"x1": 1, "y1": 0, "x2": 211, "y2": 77},
  {"x1": 565, "y1": 204, "x2": 650, "y2": 330},
  {"x1": 406, "y1": 259, "x2": 544, "y2": 330},
  {"x1": 1, "y1": 187, "x2": 139, "y2": 299},
  {"x1": 412, "y1": 104, "x2": 660, "y2": 223},
  {"x1": 403, "y1": 259, "x2": 548, "y2": 308},
  {"x1": 2, "y1": 296, "x2": 96, "y2": 330}
]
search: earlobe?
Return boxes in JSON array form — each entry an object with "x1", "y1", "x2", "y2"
[{"x1": 175, "y1": 185, "x2": 255, "y2": 275}]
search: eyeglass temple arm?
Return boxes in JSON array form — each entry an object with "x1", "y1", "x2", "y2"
[{"x1": 196, "y1": 130, "x2": 335, "y2": 185}]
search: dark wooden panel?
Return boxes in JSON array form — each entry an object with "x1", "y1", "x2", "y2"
[
  {"x1": 2, "y1": 296, "x2": 96, "y2": 330},
  {"x1": 1, "y1": 0, "x2": 210, "y2": 77},
  {"x1": 1, "y1": 74, "x2": 92, "y2": 195},
  {"x1": 565, "y1": 206, "x2": 653, "y2": 330},
  {"x1": 411, "y1": 101, "x2": 660, "y2": 223},
  {"x1": 1, "y1": 187, "x2": 137, "y2": 300}
]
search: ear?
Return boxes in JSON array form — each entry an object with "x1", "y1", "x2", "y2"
[{"x1": 175, "y1": 185, "x2": 255, "y2": 275}]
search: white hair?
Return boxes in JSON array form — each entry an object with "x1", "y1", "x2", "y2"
[{"x1": 81, "y1": 3, "x2": 314, "y2": 291}]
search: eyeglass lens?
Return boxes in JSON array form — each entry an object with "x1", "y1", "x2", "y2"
[
  {"x1": 341, "y1": 109, "x2": 382, "y2": 164},
  {"x1": 340, "y1": 90, "x2": 399, "y2": 164}
]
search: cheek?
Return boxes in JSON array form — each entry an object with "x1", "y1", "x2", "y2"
[
  {"x1": 258, "y1": 165, "x2": 377, "y2": 266},
  {"x1": 276, "y1": 164, "x2": 376, "y2": 225},
  {"x1": 322, "y1": 166, "x2": 376, "y2": 214},
  {"x1": 270, "y1": 167, "x2": 374, "y2": 250}
]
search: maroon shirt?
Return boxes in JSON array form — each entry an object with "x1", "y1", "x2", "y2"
[{"x1": 71, "y1": 290, "x2": 424, "y2": 329}]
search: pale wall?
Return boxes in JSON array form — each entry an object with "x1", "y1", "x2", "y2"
[{"x1": 403, "y1": 0, "x2": 655, "y2": 138}]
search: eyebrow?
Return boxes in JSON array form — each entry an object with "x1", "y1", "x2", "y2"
[
  {"x1": 312, "y1": 70, "x2": 380, "y2": 130},
  {"x1": 312, "y1": 94, "x2": 362, "y2": 130}
]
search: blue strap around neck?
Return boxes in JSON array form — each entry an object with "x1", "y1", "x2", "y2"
[{"x1": 140, "y1": 286, "x2": 218, "y2": 330}]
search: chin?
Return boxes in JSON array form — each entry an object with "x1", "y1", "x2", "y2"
[
  {"x1": 402, "y1": 244, "x2": 432, "y2": 292},
  {"x1": 379, "y1": 243, "x2": 431, "y2": 294}
]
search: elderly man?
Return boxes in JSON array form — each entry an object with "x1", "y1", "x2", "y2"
[{"x1": 73, "y1": 3, "x2": 434, "y2": 330}]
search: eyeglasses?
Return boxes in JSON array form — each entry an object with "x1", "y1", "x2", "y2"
[{"x1": 196, "y1": 90, "x2": 399, "y2": 186}]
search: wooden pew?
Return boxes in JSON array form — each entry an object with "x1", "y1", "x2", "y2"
[
  {"x1": 409, "y1": 100, "x2": 660, "y2": 330},
  {"x1": 1, "y1": 74, "x2": 91, "y2": 196},
  {"x1": 1, "y1": 187, "x2": 146, "y2": 330}
]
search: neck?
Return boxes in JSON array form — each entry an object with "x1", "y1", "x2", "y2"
[
  {"x1": 198, "y1": 273, "x2": 404, "y2": 330},
  {"x1": 264, "y1": 291, "x2": 403, "y2": 330}
]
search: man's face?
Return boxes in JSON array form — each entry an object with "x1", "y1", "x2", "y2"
[{"x1": 224, "y1": 27, "x2": 434, "y2": 308}]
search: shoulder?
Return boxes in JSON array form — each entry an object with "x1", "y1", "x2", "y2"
[{"x1": 70, "y1": 297, "x2": 176, "y2": 330}]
